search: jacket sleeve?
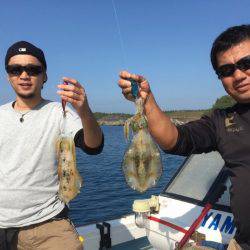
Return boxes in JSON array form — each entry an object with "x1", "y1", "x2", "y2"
[
  {"x1": 74, "y1": 129, "x2": 104, "y2": 155},
  {"x1": 164, "y1": 113, "x2": 217, "y2": 156}
]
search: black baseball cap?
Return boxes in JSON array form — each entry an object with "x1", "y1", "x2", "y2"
[{"x1": 5, "y1": 41, "x2": 47, "y2": 70}]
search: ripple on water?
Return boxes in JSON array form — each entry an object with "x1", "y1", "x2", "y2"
[{"x1": 69, "y1": 126, "x2": 185, "y2": 226}]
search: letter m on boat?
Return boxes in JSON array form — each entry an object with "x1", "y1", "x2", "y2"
[{"x1": 220, "y1": 216, "x2": 235, "y2": 234}]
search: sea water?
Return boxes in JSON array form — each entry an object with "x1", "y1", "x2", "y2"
[{"x1": 69, "y1": 126, "x2": 185, "y2": 226}]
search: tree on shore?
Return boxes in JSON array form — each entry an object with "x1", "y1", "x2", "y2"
[{"x1": 212, "y1": 95, "x2": 236, "y2": 109}]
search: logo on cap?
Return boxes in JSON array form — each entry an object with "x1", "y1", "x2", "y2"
[{"x1": 19, "y1": 48, "x2": 26, "y2": 52}]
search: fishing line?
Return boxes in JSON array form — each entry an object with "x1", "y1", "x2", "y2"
[
  {"x1": 111, "y1": 0, "x2": 127, "y2": 69},
  {"x1": 111, "y1": 0, "x2": 139, "y2": 101}
]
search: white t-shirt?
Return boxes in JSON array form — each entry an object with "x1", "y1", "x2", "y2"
[{"x1": 0, "y1": 100, "x2": 82, "y2": 228}]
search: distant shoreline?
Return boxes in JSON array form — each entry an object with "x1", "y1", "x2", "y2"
[{"x1": 96, "y1": 110, "x2": 207, "y2": 126}]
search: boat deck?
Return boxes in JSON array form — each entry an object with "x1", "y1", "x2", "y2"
[{"x1": 112, "y1": 236, "x2": 153, "y2": 250}]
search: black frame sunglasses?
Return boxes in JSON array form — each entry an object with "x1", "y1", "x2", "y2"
[
  {"x1": 6, "y1": 64, "x2": 44, "y2": 76},
  {"x1": 216, "y1": 55, "x2": 250, "y2": 79}
]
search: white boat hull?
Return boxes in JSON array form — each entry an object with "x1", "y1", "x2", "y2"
[
  {"x1": 77, "y1": 214, "x2": 146, "y2": 249},
  {"x1": 145, "y1": 196, "x2": 235, "y2": 249}
]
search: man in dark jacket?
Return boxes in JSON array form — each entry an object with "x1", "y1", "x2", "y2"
[{"x1": 118, "y1": 24, "x2": 250, "y2": 249}]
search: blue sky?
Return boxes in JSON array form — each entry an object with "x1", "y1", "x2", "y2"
[{"x1": 0, "y1": 0, "x2": 249, "y2": 113}]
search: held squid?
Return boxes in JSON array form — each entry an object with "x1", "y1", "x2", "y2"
[
  {"x1": 57, "y1": 133, "x2": 83, "y2": 204},
  {"x1": 122, "y1": 86, "x2": 163, "y2": 193},
  {"x1": 57, "y1": 94, "x2": 83, "y2": 203}
]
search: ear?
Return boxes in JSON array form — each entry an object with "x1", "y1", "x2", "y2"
[
  {"x1": 7, "y1": 75, "x2": 11, "y2": 84},
  {"x1": 43, "y1": 73, "x2": 48, "y2": 83}
]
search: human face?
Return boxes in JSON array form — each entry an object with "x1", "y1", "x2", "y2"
[
  {"x1": 7, "y1": 55, "x2": 47, "y2": 99},
  {"x1": 216, "y1": 39, "x2": 250, "y2": 103}
]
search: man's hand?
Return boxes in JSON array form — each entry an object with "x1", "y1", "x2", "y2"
[
  {"x1": 118, "y1": 71, "x2": 178, "y2": 151},
  {"x1": 57, "y1": 77, "x2": 88, "y2": 116},
  {"x1": 118, "y1": 70, "x2": 151, "y2": 102},
  {"x1": 58, "y1": 76, "x2": 103, "y2": 149}
]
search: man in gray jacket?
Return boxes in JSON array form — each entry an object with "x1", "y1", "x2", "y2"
[{"x1": 0, "y1": 41, "x2": 103, "y2": 249}]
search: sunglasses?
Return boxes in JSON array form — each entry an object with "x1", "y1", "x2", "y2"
[
  {"x1": 216, "y1": 55, "x2": 250, "y2": 79},
  {"x1": 6, "y1": 64, "x2": 44, "y2": 76}
]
